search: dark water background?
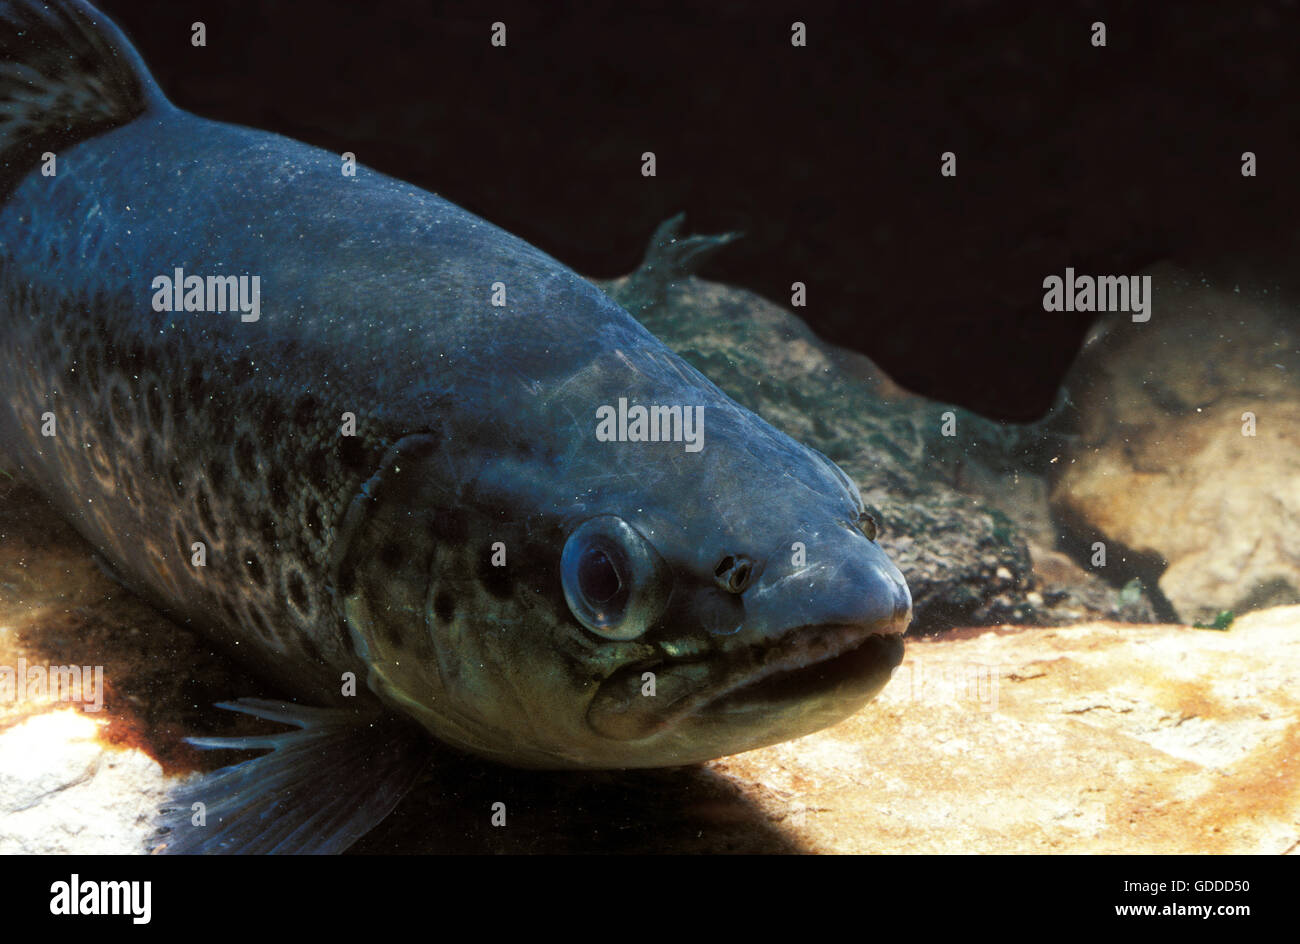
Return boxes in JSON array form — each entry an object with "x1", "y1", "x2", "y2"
[{"x1": 94, "y1": 0, "x2": 1300, "y2": 422}]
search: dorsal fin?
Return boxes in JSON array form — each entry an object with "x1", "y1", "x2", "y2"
[{"x1": 0, "y1": 0, "x2": 165, "y2": 198}]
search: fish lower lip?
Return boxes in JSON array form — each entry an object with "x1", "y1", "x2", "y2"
[
  {"x1": 700, "y1": 627, "x2": 905, "y2": 715},
  {"x1": 587, "y1": 620, "x2": 906, "y2": 740}
]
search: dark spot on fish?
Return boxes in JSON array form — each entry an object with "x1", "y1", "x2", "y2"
[
  {"x1": 196, "y1": 486, "x2": 218, "y2": 535},
  {"x1": 84, "y1": 358, "x2": 99, "y2": 391},
  {"x1": 338, "y1": 436, "x2": 370, "y2": 473},
  {"x1": 123, "y1": 339, "x2": 144, "y2": 374},
  {"x1": 293, "y1": 394, "x2": 318, "y2": 429},
  {"x1": 477, "y1": 554, "x2": 513, "y2": 600},
  {"x1": 430, "y1": 508, "x2": 469, "y2": 545},
  {"x1": 300, "y1": 634, "x2": 322, "y2": 664},
  {"x1": 458, "y1": 423, "x2": 492, "y2": 452},
  {"x1": 209, "y1": 456, "x2": 227, "y2": 492},
  {"x1": 186, "y1": 361, "x2": 205, "y2": 410},
  {"x1": 168, "y1": 460, "x2": 185, "y2": 497},
  {"x1": 287, "y1": 569, "x2": 310, "y2": 613},
  {"x1": 243, "y1": 550, "x2": 266, "y2": 587},
  {"x1": 63, "y1": 362, "x2": 80, "y2": 391},
  {"x1": 337, "y1": 561, "x2": 357, "y2": 597},
  {"x1": 140, "y1": 432, "x2": 158, "y2": 472},
  {"x1": 379, "y1": 541, "x2": 404, "y2": 568},
  {"x1": 258, "y1": 512, "x2": 278, "y2": 549},
  {"x1": 229, "y1": 357, "x2": 256, "y2": 384},
  {"x1": 221, "y1": 598, "x2": 239, "y2": 624},
  {"x1": 378, "y1": 616, "x2": 404, "y2": 649},
  {"x1": 259, "y1": 403, "x2": 278, "y2": 440},
  {"x1": 551, "y1": 593, "x2": 574, "y2": 625},
  {"x1": 110, "y1": 384, "x2": 131, "y2": 429},
  {"x1": 235, "y1": 434, "x2": 258, "y2": 479},
  {"x1": 433, "y1": 590, "x2": 455, "y2": 624},
  {"x1": 266, "y1": 466, "x2": 289, "y2": 511},
  {"x1": 305, "y1": 443, "x2": 328, "y2": 471},
  {"x1": 145, "y1": 384, "x2": 163, "y2": 432},
  {"x1": 523, "y1": 537, "x2": 556, "y2": 563},
  {"x1": 306, "y1": 498, "x2": 324, "y2": 534}
]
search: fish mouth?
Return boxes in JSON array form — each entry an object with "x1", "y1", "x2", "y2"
[
  {"x1": 701, "y1": 625, "x2": 905, "y2": 715},
  {"x1": 587, "y1": 620, "x2": 906, "y2": 742}
]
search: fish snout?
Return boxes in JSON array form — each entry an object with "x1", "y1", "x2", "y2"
[{"x1": 743, "y1": 523, "x2": 913, "y2": 641}]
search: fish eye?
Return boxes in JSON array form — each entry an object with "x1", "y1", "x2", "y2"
[
  {"x1": 578, "y1": 547, "x2": 621, "y2": 604},
  {"x1": 561, "y1": 516, "x2": 671, "y2": 640},
  {"x1": 857, "y1": 511, "x2": 879, "y2": 541}
]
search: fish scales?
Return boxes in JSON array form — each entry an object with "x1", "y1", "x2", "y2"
[
  {"x1": 0, "y1": 0, "x2": 912, "y2": 853},
  {"x1": 1, "y1": 106, "x2": 611, "y2": 698}
]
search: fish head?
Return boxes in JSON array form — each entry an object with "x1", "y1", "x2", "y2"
[
  {"x1": 557, "y1": 393, "x2": 913, "y2": 767},
  {"x1": 336, "y1": 340, "x2": 910, "y2": 770}
]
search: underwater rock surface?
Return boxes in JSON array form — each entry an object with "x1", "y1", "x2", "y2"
[
  {"x1": 0, "y1": 709, "x2": 167, "y2": 854},
  {"x1": 717, "y1": 605, "x2": 1300, "y2": 854},
  {"x1": 1051, "y1": 262, "x2": 1300, "y2": 624}
]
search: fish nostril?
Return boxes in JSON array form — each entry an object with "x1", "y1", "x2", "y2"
[{"x1": 713, "y1": 554, "x2": 754, "y2": 594}]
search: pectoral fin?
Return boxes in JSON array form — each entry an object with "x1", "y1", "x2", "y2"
[{"x1": 152, "y1": 698, "x2": 429, "y2": 854}]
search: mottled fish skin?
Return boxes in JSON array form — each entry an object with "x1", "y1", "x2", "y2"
[{"x1": 0, "y1": 0, "x2": 911, "y2": 788}]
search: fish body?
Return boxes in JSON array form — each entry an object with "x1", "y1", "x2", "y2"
[{"x1": 0, "y1": 1, "x2": 911, "y2": 851}]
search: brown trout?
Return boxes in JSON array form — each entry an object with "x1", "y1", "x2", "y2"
[{"x1": 0, "y1": 0, "x2": 911, "y2": 852}]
